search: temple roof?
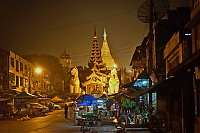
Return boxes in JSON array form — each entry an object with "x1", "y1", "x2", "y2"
[
  {"x1": 89, "y1": 26, "x2": 106, "y2": 71},
  {"x1": 60, "y1": 49, "x2": 71, "y2": 59}
]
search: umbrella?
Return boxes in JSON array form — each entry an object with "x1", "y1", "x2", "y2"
[{"x1": 76, "y1": 94, "x2": 97, "y2": 106}]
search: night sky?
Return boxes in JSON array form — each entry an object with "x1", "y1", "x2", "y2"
[{"x1": 0, "y1": 0, "x2": 189, "y2": 70}]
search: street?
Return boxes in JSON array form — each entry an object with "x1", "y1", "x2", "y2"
[{"x1": 0, "y1": 110, "x2": 150, "y2": 133}]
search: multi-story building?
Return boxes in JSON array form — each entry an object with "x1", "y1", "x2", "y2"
[
  {"x1": 128, "y1": 7, "x2": 193, "y2": 133},
  {"x1": 184, "y1": 0, "x2": 200, "y2": 132},
  {"x1": 0, "y1": 49, "x2": 64, "y2": 97},
  {"x1": 162, "y1": 3, "x2": 200, "y2": 132}
]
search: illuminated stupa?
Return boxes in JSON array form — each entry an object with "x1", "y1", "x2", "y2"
[
  {"x1": 82, "y1": 27, "x2": 119, "y2": 96},
  {"x1": 101, "y1": 29, "x2": 115, "y2": 70}
]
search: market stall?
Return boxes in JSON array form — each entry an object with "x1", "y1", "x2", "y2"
[{"x1": 76, "y1": 94, "x2": 98, "y2": 126}]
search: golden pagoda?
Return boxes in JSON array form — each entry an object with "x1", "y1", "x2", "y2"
[
  {"x1": 101, "y1": 29, "x2": 115, "y2": 70},
  {"x1": 82, "y1": 26, "x2": 119, "y2": 96}
]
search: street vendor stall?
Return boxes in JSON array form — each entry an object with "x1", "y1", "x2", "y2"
[
  {"x1": 9, "y1": 91, "x2": 38, "y2": 117},
  {"x1": 10, "y1": 91, "x2": 38, "y2": 106},
  {"x1": 76, "y1": 94, "x2": 98, "y2": 127}
]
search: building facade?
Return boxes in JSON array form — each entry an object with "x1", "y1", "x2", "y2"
[
  {"x1": 129, "y1": 7, "x2": 193, "y2": 133},
  {"x1": 0, "y1": 49, "x2": 64, "y2": 97}
]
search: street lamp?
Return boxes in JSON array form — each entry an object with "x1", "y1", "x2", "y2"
[
  {"x1": 35, "y1": 67, "x2": 42, "y2": 92},
  {"x1": 35, "y1": 67, "x2": 42, "y2": 74}
]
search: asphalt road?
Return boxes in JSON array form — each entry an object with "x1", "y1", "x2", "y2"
[{"x1": 0, "y1": 110, "x2": 150, "y2": 133}]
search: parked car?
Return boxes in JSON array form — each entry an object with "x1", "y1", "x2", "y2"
[
  {"x1": 30, "y1": 103, "x2": 49, "y2": 114},
  {"x1": 54, "y1": 104, "x2": 62, "y2": 110}
]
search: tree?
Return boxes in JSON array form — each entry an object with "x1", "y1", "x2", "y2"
[
  {"x1": 121, "y1": 98, "x2": 140, "y2": 114},
  {"x1": 121, "y1": 98, "x2": 135, "y2": 109}
]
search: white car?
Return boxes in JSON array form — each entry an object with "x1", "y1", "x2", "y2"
[
  {"x1": 54, "y1": 104, "x2": 62, "y2": 110},
  {"x1": 30, "y1": 103, "x2": 49, "y2": 113}
]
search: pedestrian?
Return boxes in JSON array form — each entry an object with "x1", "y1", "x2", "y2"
[
  {"x1": 64, "y1": 104, "x2": 68, "y2": 119},
  {"x1": 69, "y1": 106, "x2": 74, "y2": 120}
]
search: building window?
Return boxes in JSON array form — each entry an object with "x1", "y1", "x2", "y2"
[
  {"x1": 9, "y1": 73, "x2": 15, "y2": 84},
  {"x1": 16, "y1": 76, "x2": 19, "y2": 87},
  {"x1": 20, "y1": 62, "x2": 23, "y2": 72},
  {"x1": 20, "y1": 77, "x2": 23, "y2": 86},
  {"x1": 24, "y1": 65, "x2": 28, "y2": 76},
  {"x1": 11, "y1": 57, "x2": 14, "y2": 68},
  {"x1": 16, "y1": 60, "x2": 19, "y2": 72}
]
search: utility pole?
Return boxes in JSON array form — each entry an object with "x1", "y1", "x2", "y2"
[{"x1": 148, "y1": 0, "x2": 154, "y2": 113}]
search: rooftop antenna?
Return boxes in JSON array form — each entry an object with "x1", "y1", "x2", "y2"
[{"x1": 137, "y1": 0, "x2": 170, "y2": 24}]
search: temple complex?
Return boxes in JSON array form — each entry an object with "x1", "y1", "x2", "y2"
[{"x1": 81, "y1": 27, "x2": 119, "y2": 96}]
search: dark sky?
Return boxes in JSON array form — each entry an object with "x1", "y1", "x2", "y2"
[{"x1": 0, "y1": 0, "x2": 189, "y2": 70}]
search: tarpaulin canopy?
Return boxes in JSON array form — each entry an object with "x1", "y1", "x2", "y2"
[
  {"x1": 76, "y1": 94, "x2": 97, "y2": 106},
  {"x1": 51, "y1": 96, "x2": 63, "y2": 102},
  {"x1": 32, "y1": 91, "x2": 45, "y2": 98},
  {"x1": 98, "y1": 94, "x2": 108, "y2": 100},
  {"x1": 0, "y1": 98, "x2": 10, "y2": 102},
  {"x1": 10, "y1": 91, "x2": 38, "y2": 99}
]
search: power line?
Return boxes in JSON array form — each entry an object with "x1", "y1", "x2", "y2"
[{"x1": 1, "y1": 8, "x2": 139, "y2": 35}]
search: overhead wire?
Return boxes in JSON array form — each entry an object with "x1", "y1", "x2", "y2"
[{"x1": 1, "y1": 7, "x2": 140, "y2": 35}]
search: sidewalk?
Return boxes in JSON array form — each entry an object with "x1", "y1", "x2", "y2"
[{"x1": 88, "y1": 119, "x2": 150, "y2": 133}]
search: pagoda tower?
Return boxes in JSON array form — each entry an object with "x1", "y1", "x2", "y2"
[
  {"x1": 88, "y1": 26, "x2": 106, "y2": 71},
  {"x1": 101, "y1": 29, "x2": 115, "y2": 70},
  {"x1": 60, "y1": 49, "x2": 71, "y2": 68}
]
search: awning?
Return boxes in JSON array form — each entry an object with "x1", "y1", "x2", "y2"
[
  {"x1": 10, "y1": 91, "x2": 38, "y2": 99},
  {"x1": 124, "y1": 90, "x2": 147, "y2": 99},
  {"x1": 121, "y1": 69, "x2": 149, "y2": 89},
  {"x1": 121, "y1": 81, "x2": 136, "y2": 88},
  {"x1": 146, "y1": 76, "x2": 176, "y2": 93},
  {"x1": 0, "y1": 98, "x2": 10, "y2": 102},
  {"x1": 120, "y1": 77, "x2": 176, "y2": 99},
  {"x1": 32, "y1": 91, "x2": 45, "y2": 98}
]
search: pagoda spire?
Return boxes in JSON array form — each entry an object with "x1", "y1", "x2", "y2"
[
  {"x1": 88, "y1": 26, "x2": 106, "y2": 70},
  {"x1": 101, "y1": 28, "x2": 115, "y2": 70}
]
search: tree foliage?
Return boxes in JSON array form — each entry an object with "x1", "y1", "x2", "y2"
[
  {"x1": 121, "y1": 97, "x2": 136, "y2": 109},
  {"x1": 23, "y1": 54, "x2": 65, "y2": 76}
]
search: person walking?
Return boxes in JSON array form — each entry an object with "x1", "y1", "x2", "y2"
[
  {"x1": 64, "y1": 104, "x2": 68, "y2": 119},
  {"x1": 69, "y1": 106, "x2": 74, "y2": 120}
]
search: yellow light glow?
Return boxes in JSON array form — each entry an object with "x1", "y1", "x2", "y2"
[
  {"x1": 35, "y1": 67, "x2": 42, "y2": 74},
  {"x1": 114, "y1": 64, "x2": 117, "y2": 68}
]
